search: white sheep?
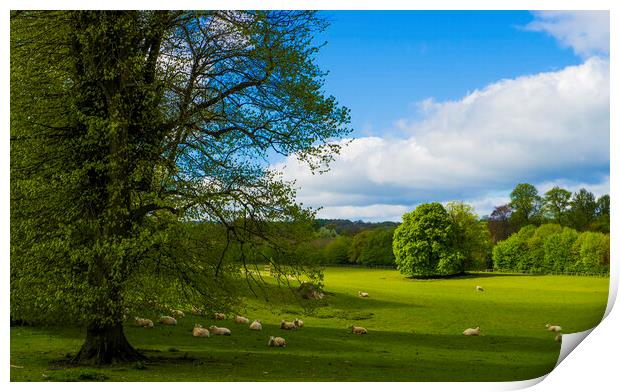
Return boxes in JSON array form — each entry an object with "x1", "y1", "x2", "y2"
[
  {"x1": 280, "y1": 320, "x2": 297, "y2": 330},
  {"x1": 209, "y1": 325, "x2": 231, "y2": 335},
  {"x1": 546, "y1": 324, "x2": 562, "y2": 332},
  {"x1": 249, "y1": 320, "x2": 262, "y2": 331},
  {"x1": 476, "y1": 285, "x2": 484, "y2": 291},
  {"x1": 268, "y1": 336, "x2": 286, "y2": 347},
  {"x1": 555, "y1": 334, "x2": 563, "y2": 343},
  {"x1": 293, "y1": 318, "x2": 304, "y2": 328},
  {"x1": 160, "y1": 316, "x2": 177, "y2": 325},
  {"x1": 134, "y1": 317, "x2": 154, "y2": 328},
  {"x1": 171, "y1": 309, "x2": 185, "y2": 318},
  {"x1": 235, "y1": 315, "x2": 250, "y2": 324},
  {"x1": 214, "y1": 312, "x2": 226, "y2": 320},
  {"x1": 351, "y1": 325, "x2": 368, "y2": 334},
  {"x1": 192, "y1": 324, "x2": 210, "y2": 337},
  {"x1": 463, "y1": 326, "x2": 480, "y2": 336},
  {"x1": 358, "y1": 291, "x2": 369, "y2": 298}
]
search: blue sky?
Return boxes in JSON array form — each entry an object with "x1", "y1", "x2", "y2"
[
  {"x1": 274, "y1": 11, "x2": 610, "y2": 222},
  {"x1": 315, "y1": 11, "x2": 583, "y2": 137}
]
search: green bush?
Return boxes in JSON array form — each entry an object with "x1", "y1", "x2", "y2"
[
  {"x1": 570, "y1": 232, "x2": 610, "y2": 273},
  {"x1": 521, "y1": 224, "x2": 563, "y2": 273},
  {"x1": 542, "y1": 227, "x2": 578, "y2": 272},
  {"x1": 492, "y1": 225, "x2": 535, "y2": 272}
]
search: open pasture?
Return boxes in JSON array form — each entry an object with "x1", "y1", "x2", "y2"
[{"x1": 10, "y1": 268, "x2": 608, "y2": 381}]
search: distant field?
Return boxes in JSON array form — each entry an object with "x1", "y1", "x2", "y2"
[{"x1": 10, "y1": 268, "x2": 609, "y2": 381}]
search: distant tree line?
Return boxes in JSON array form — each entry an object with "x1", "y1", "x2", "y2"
[
  {"x1": 493, "y1": 224, "x2": 610, "y2": 274},
  {"x1": 288, "y1": 183, "x2": 609, "y2": 277},
  {"x1": 484, "y1": 183, "x2": 610, "y2": 243}
]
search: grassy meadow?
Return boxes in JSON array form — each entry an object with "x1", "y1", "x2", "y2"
[{"x1": 10, "y1": 267, "x2": 609, "y2": 382}]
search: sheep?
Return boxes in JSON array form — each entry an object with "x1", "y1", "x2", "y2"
[
  {"x1": 192, "y1": 324, "x2": 210, "y2": 337},
  {"x1": 214, "y1": 312, "x2": 226, "y2": 320},
  {"x1": 555, "y1": 334, "x2": 563, "y2": 343},
  {"x1": 546, "y1": 324, "x2": 562, "y2": 332},
  {"x1": 249, "y1": 320, "x2": 262, "y2": 331},
  {"x1": 209, "y1": 325, "x2": 231, "y2": 335},
  {"x1": 191, "y1": 306, "x2": 204, "y2": 316},
  {"x1": 351, "y1": 325, "x2": 368, "y2": 334},
  {"x1": 235, "y1": 315, "x2": 250, "y2": 324},
  {"x1": 293, "y1": 318, "x2": 304, "y2": 328},
  {"x1": 476, "y1": 285, "x2": 484, "y2": 291},
  {"x1": 171, "y1": 309, "x2": 185, "y2": 318},
  {"x1": 280, "y1": 320, "x2": 297, "y2": 330},
  {"x1": 160, "y1": 316, "x2": 177, "y2": 326},
  {"x1": 134, "y1": 317, "x2": 154, "y2": 328},
  {"x1": 463, "y1": 326, "x2": 480, "y2": 336},
  {"x1": 268, "y1": 336, "x2": 287, "y2": 347},
  {"x1": 358, "y1": 291, "x2": 369, "y2": 298}
]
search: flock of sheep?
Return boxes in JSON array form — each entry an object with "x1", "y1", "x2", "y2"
[
  {"x1": 461, "y1": 286, "x2": 563, "y2": 342},
  {"x1": 131, "y1": 283, "x2": 564, "y2": 349}
]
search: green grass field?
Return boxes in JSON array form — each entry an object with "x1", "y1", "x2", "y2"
[{"x1": 10, "y1": 268, "x2": 609, "y2": 381}]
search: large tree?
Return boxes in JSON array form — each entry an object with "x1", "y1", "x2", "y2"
[
  {"x1": 393, "y1": 203, "x2": 462, "y2": 277},
  {"x1": 543, "y1": 186, "x2": 572, "y2": 225},
  {"x1": 11, "y1": 11, "x2": 349, "y2": 364},
  {"x1": 568, "y1": 188, "x2": 597, "y2": 231},
  {"x1": 445, "y1": 201, "x2": 492, "y2": 272},
  {"x1": 509, "y1": 183, "x2": 542, "y2": 227}
]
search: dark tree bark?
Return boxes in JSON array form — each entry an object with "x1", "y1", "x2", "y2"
[{"x1": 73, "y1": 322, "x2": 144, "y2": 365}]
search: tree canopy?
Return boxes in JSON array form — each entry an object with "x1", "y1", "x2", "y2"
[
  {"x1": 11, "y1": 10, "x2": 350, "y2": 364},
  {"x1": 392, "y1": 203, "x2": 463, "y2": 277}
]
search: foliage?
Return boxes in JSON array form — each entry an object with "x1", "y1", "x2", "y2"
[
  {"x1": 542, "y1": 227, "x2": 579, "y2": 272},
  {"x1": 569, "y1": 232, "x2": 610, "y2": 274},
  {"x1": 543, "y1": 186, "x2": 572, "y2": 225},
  {"x1": 11, "y1": 10, "x2": 350, "y2": 363},
  {"x1": 568, "y1": 188, "x2": 597, "y2": 231},
  {"x1": 393, "y1": 203, "x2": 462, "y2": 277},
  {"x1": 357, "y1": 228, "x2": 396, "y2": 266},
  {"x1": 322, "y1": 235, "x2": 353, "y2": 264},
  {"x1": 487, "y1": 204, "x2": 515, "y2": 243},
  {"x1": 446, "y1": 201, "x2": 492, "y2": 272},
  {"x1": 348, "y1": 230, "x2": 372, "y2": 264},
  {"x1": 509, "y1": 183, "x2": 542, "y2": 227},
  {"x1": 521, "y1": 224, "x2": 563, "y2": 273},
  {"x1": 494, "y1": 223, "x2": 609, "y2": 274}
]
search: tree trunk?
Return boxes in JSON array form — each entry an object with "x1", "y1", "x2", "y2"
[{"x1": 73, "y1": 322, "x2": 144, "y2": 365}]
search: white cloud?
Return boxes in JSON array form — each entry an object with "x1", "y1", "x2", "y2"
[
  {"x1": 274, "y1": 58, "x2": 609, "y2": 221},
  {"x1": 525, "y1": 11, "x2": 609, "y2": 58}
]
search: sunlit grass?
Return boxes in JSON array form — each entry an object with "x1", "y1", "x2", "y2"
[{"x1": 10, "y1": 268, "x2": 608, "y2": 381}]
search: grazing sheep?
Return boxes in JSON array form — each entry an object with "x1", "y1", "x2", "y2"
[
  {"x1": 171, "y1": 309, "x2": 185, "y2": 318},
  {"x1": 134, "y1": 317, "x2": 154, "y2": 328},
  {"x1": 160, "y1": 316, "x2": 177, "y2": 326},
  {"x1": 209, "y1": 325, "x2": 231, "y2": 335},
  {"x1": 293, "y1": 318, "x2": 304, "y2": 328},
  {"x1": 191, "y1": 306, "x2": 204, "y2": 316},
  {"x1": 235, "y1": 315, "x2": 250, "y2": 324},
  {"x1": 351, "y1": 325, "x2": 368, "y2": 334},
  {"x1": 546, "y1": 324, "x2": 562, "y2": 332},
  {"x1": 463, "y1": 326, "x2": 480, "y2": 336},
  {"x1": 555, "y1": 334, "x2": 563, "y2": 343},
  {"x1": 249, "y1": 320, "x2": 262, "y2": 331},
  {"x1": 358, "y1": 291, "x2": 369, "y2": 298},
  {"x1": 214, "y1": 312, "x2": 226, "y2": 320},
  {"x1": 192, "y1": 324, "x2": 210, "y2": 337},
  {"x1": 280, "y1": 320, "x2": 297, "y2": 330},
  {"x1": 268, "y1": 336, "x2": 287, "y2": 347},
  {"x1": 476, "y1": 285, "x2": 484, "y2": 291}
]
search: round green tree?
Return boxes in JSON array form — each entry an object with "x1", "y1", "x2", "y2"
[{"x1": 393, "y1": 203, "x2": 462, "y2": 277}]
